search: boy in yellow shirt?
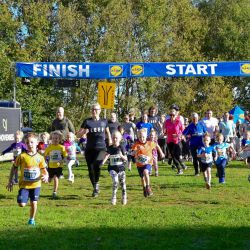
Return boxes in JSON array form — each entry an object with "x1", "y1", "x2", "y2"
[
  {"x1": 44, "y1": 131, "x2": 67, "y2": 199},
  {"x1": 6, "y1": 133, "x2": 48, "y2": 226}
]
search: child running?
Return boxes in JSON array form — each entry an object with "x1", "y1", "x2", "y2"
[
  {"x1": 44, "y1": 131, "x2": 67, "y2": 199},
  {"x1": 64, "y1": 132, "x2": 81, "y2": 183},
  {"x1": 118, "y1": 125, "x2": 134, "y2": 171},
  {"x1": 6, "y1": 133, "x2": 48, "y2": 226},
  {"x1": 214, "y1": 133, "x2": 235, "y2": 184},
  {"x1": 132, "y1": 128, "x2": 165, "y2": 197},
  {"x1": 240, "y1": 131, "x2": 250, "y2": 168},
  {"x1": 37, "y1": 132, "x2": 50, "y2": 155},
  {"x1": 197, "y1": 134, "x2": 216, "y2": 189},
  {"x1": 149, "y1": 130, "x2": 159, "y2": 176},
  {"x1": 1, "y1": 130, "x2": 27, "y2": 184},
  {"x1": 102, "y1": 131, "x2": 128, "y2": 205}
]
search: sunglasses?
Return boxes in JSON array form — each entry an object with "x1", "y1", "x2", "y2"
[{"x1": 169, "y1": 114, "x2": 175, "y2": 117}]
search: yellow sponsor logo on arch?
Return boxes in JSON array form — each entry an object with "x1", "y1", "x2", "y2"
[
  {"x1": 110, "y1": 65, "x2": 123, "y2": 77},
  {"x1": 240, "y1": 64, "x2": 250, "y2": 74},
  {"x1": 131, "y1": 64, "x2": 144, "y2": 76}
]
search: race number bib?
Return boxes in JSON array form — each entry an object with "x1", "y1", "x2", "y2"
[
  {"x1": 109, "y1": 155, "x2": 123, "y2": 166},
  {"x1": 217, "y1": 148, "x2": 224, "y2": 156},
  {"x1": 23, "y1": 168, "x2": 40, "y2": 182},
  {"x1": 50, "y1": 150, "x2": 62, "y2": 162},
  {"x1": 137, "y1": 154, "x2": 150, "y2": 164},
  {"x1": 205, "y1": 154, "x2": 213, "y2": 163}
]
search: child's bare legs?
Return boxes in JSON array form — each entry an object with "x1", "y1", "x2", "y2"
[
  {"x1": 142, "y1": 169, "x2": 153, "y2": 196},
  {"x1": 153, "y1": 156, "x2": 159, "y2": 176},
  {"x1": 30, "y1": 201, "x2": 37, "y2": 220},
  {"x1": 54, "y1": 176, "x2": 59, "y2": 193},
  {"x1": 49, "y1": 176, "x2": 59, "y2": 198},
  {"x1": 203, "y1": 168, "x2": 211, "y2": 189}
]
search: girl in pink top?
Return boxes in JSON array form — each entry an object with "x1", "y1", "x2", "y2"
[
  {"x1": 149, "y1": 130, "x2": 159, "y2": 176},
  {"x1": 164, "y1": 107, "x2": 187, "y2": 175}
]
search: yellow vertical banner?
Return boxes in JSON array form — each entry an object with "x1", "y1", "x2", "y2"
[{"x1": 97, "y1": 82, "x2": 116, "y2": 109}]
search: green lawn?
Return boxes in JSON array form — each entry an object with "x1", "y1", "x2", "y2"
[{"x1": 0, "y1": 159, "x2": 249, "y2": 250}]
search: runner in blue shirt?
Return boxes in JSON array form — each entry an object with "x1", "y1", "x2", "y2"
[
  {"x1": 197, "y1": 135, "x2": 216, "y2": 189},
  {"x1": 183, "y1": 113, "x2": 207, "y2": 176},
  {"x1": 214, "y1": 133, "x2": 235, "y2": 184},
  {"x1": 136, "y1": 112, "x2": 153, "y2": 138}
]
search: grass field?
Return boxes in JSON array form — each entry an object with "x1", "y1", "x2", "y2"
[{"x1": 0, "y1": 159, "x2": 249, "y2": 250}]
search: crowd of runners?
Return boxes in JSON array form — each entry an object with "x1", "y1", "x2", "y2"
[{"x1": 2, "y1": 103, "x2": 250, "y2": 225}]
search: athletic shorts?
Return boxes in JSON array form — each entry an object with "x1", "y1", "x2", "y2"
[
  {"x1": 137, "y1": 164, "x2": 152, "y2": 178},
  {"x1": 48, "y1": 167, "x2": 63, "y2": 178},
  {"x1": 200, "y1": 162, "x2": 212, "y2": 172},
  {"x1": 17, "y1": 187, "x2": 41, "y2": 204}
]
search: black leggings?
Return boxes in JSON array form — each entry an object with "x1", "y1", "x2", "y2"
[
  {"x1": 167, "y1": 142, "x2": 184, "y2": 171},
  {"x1": 85, "y1": 148, "x2": 106, "y2": 187}
]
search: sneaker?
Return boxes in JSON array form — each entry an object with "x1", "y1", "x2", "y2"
[
  {"x1": 143, "y1": 187, "x2": 148, "y2": 197},
  {"x1": 59, "y1": 174, "x2": 64, "y2": 179},
  {"x1": 28, "y1": 219, "x2": 35, "y2": 226},
  {"x1": 95, "y1": 183, "x2": 100, "y2": 194},
  {"x1": 68, "y1": 174, "x2": 74, "y2": 183},
  {"x1": 182, "y1": 165, "x2": 188, "y2": 170},
  {"x1": 52, "y1": 192, "x2": 57, "y2": 199},
  {"x1": 171, "y1": 165, "x2": 176, "y2": 170},
  {"x1": 111, "y1": 197, "x2": 117, "y2": 205},
  {"x1": 146, "y1": 186, "x2": 153, "y2": 196},
  {"x1": 195, "y1": 173, "x2": 200, "y2": 177},
  {"x1": 168, "y1": 158, "x2": 172, "y2": 165},
  {"x1": 205, "y1": 183, "x2": 211, "y2": 190},
  {"x1": 155, "y1": 171, "x2": 159, "y2": 177},
  {"x1": 219, "y1": 178, "x2": 225, "y2": 184},
  {"x1": 177, "y1": 170, "x2": 183, "y2": 175},
  {"x1": 92, "y1": 190, "x2": 98, "y2": 197},
  {"x1": 122, "y1": 194, "x2": 127, "y2": 205},
  {"x1": 75, "y1": 160, "x2": 79, "y2": 167}
]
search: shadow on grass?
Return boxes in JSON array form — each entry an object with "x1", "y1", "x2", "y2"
[{"x1": 0, "y1": 225, "x2": 249, "y2": 250}]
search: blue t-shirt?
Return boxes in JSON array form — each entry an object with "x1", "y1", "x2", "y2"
[
  {"x1": 242, "y1": 139, "x2": 250, "y2": 147},
  {"x1": 183, "y1": 122, "x2": 207, "y2": 148},
  {"x1": 214, "y1": 142, "x2": 230, "y2": 163},
  {"x1": 197, "y1": 146, "x2": 215, "y2": 164},
  {"x1": 136, "y1": 122, "x2": 153, "y2": 137}
]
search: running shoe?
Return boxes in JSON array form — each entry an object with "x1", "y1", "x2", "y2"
[
  {"x1": 111, "y1": 197, "x2": 117, "y2": 205},
  {"x1": 205, "y1": 183, "x2": 211, "y2": 190},
  {"x1": 182, "y1": 165, "x2": 188, "y2": 170},
  {"x1": 146, "y1": 186, "x2": 153, "y2": 196},
  {"x1": 28, "y1": 219, "x2": 36, "y2": 226},
  {"x1": 122, "y1": 194, "x2": 127, "y2": 205},
  {"x1": 143, "y1": 187, "x2": 148, "y2": 197},
  {"x1": 155, "y1": 171, "x2": 159, "y2": 177},
  {"x1": 177, "y1": 170, "x2": 183, "y2": 175},
  {"x1": 52, "y1": 192, "x2": 57, "y2": 199},
  {"x1": 68, "y1": 174, "x2": 74, "y2": 183}
]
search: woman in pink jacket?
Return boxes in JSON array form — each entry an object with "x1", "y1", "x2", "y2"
[{"x1": 164, "y1": 106, "x2": 187, "y2": 175}]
